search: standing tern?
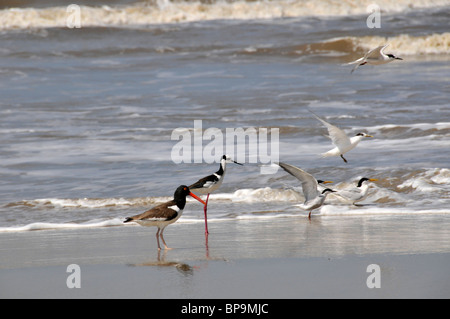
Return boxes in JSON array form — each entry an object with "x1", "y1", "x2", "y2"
[
  {"x1": 310, "y1": 110, "x2": 373, "y2": 163},
  {"x1": 347, "y1": 44, "x2": 403, "y2": 73},
  {"x1": 278, "y1": 162, "x2": 335, "y2": 219},
  {"x1": 124, "y1": 185, "x2": 206, "y2": 250},
  {"x1": 189, "y1": 155, "x2": 243, "y2": 235},
  {"x1": 334, "y1": 177, "x2": 378, "y2": 206}
]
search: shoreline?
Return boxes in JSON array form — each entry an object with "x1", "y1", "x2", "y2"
[{"x1": 1, "y1": 215, "x2": 450, "y2": 298}]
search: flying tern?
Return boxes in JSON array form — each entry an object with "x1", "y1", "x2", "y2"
[
  {"x1": 278, "y1": 162, "x2": 335, "y2": 219},
  {"x1": 347, "y1": 44, "x2": 403, "y2": 73},
  {"x1": 310, "y1": 110, "x2": 373, "y2": 163}
]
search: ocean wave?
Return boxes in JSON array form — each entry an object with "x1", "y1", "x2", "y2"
[
  {"x1": 1, "y1": 167, "x2": 448, "y2": 233},
  {"x1": 344, "y1": 33, "x2": 450, "y2": 56},
  {"x1": 0, "y1": 218, "x2": 125, "y2": 232},
  {"x1": 397, "y1": 168, "x2": 450, "y2": 193},
  {"x1": 237, "y1": 33, "x2": 450, "y2": 57},
  {"x1": 1, "y1": 203, "x2": 448, "y2": 233},
  {"x1": 6, "y1": 167, "x2": 448, "y2": 211},
  {"x1": 4, "y1": 188, "x2": 301, "y2": 209},
  {"x1": 356, "y1": 122, "x2": 450, "y2": 138},
  {"x1": 303, "y1": 33, "x2": 450, "y2": 56},
  {"x1": 1, "y1": 0, "x2": 449, "y2": 30},
  {"x1": 320, "y1": 205, "x2": 450, "y2": 216},
  {"x1": 5, "y1": 195, "x2": 178, "y2": 208}
]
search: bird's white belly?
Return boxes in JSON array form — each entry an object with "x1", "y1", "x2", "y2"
[
  {"x1": 324, "y1": 143, "x2": 356, "y2": 156},
  {"x1": 134, "y1": 210, "x2": 183, "y2": 228},
  {"x1": 194, "y1": 178, "x2": 223, "y2": 195},
  {"x1": 134, "y1": 219, "x2": 168, "y2": 227},
  {"x1": 299, "y1": 197, "x2": 323, "y2": 211},
  {"x1": 367, "y1": 59, "x2": 391, "y2": 65}
]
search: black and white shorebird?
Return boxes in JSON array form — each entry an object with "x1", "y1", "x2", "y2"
[
  {"x1": 278, "y1": 162, "x2": 335, "y2": 219},
  {"x1": 189, "y1": 155, "x2": 243, "y2": 234},
  {"x1": 124, "y1": 185, "x2": 206, "y2": 250},
  {"x1": 310, "y1": 110, "x2": 373, "y2": 163},
  {"x1": 334, "y1": 177, "x2": 378, "y2": 206},
  {"x1": 347, "y1": 44, "x2": 403, "y2": 73}
]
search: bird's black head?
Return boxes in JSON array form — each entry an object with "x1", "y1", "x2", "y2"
[
  {"x1": 174, "y1": 185, "x2": 191, "y2": 198},
  {"x1": 357, "y1": 177, "x2": 378, "y2": 187},
  {"x1": 355, "y1": 132, "x2": 373, "y2": 138},
  {"x1": 221, "y1": 154, "x2": 243, "y2": 166},
  {"x1": 172, "y1": 185, "x2": 191, "y2": 209},
  {"x1": 357, "y1": 178, "x2": 370, "y2": 187},
  {"x1": 174, "y1": 185, "x2": 206, "y2": 207},
  {"x1": 387, "y1": 53, "x2": 403, "y2": 60},
  {"x1": 322, "y1": 188, "x2": 336, "y2": 194}
]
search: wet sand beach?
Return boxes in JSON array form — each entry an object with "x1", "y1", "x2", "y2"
[{"x1": 1, "y1": 215, "x2": 449, "y2": 299}]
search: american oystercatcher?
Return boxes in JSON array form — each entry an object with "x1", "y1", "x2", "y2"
[
  {"x1": 124, "y1": 185, "x2": 206, "y2": 250},
  {"x1": 189, "y1": 155, "x2": 243, "y2": 234},
  {"x1": 278, "y1": 162, "x2": 335, "y2": 219}
]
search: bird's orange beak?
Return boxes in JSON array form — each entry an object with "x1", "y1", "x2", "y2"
[{"x1": 189, "y1": 192, "x2": 206, "y2": 205}]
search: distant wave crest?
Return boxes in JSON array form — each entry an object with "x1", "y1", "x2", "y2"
[
  {"x1": 291, "y1": 33, "x2": 450, "y2": 56},
  {"x1": 1, "y1": 0, "x2": 449, "y2": 29}
]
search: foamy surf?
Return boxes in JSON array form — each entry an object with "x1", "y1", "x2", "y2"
[
  {"x1": 345, "y1": 33, "x2": 450, "y2": 56},
  {"x1": 2, "y1": 168, "x2": 448, "y2": 233},
  {"x1": 305, "y1": 33, "x2": 450, "y2": 56},
  {"x1": 319, "y1": 205, "x2": 450, "y2": 216},
  {"x1": 397, "y1": 168, "x2": 450, "y2": 194},
  {"x1": 0, "y1": 218, "x2": 125, "y2": 232},
  {"x1": 1, "y1": 0, "x2": 449, "y2": 30},
  {"x1": 6, "y1": 196, "x2": 173, "y2": 209}
]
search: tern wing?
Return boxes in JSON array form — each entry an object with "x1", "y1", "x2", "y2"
[
  {"x1": 350, "y1": 63, "x2": 362, "y2": 73},
  {"x1": 278, "y1": 162, "x2": 319, "y2": 201},
  {"x1": 335, "y1": 189, "x2": 361, "y2": 202},
  {"x1": 310, "y1": 111, "x2": 351, "y2": 150},
  {"x1": 366, "y1": 44, "x2": 388, "y2": 59},
  {"x1": 346, "y1": 56, "x2": 365, "y2": 65}
]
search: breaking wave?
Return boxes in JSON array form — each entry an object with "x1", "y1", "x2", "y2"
[
  {"x1": 1, "y1": 0, "x2": 449, "y2": 30},
  {"x1": 292, "y1": 33, "x2": 450, "y2": 57},
  {"x1": 1, "y1": 166, "x2": 448, "y2": 232}
]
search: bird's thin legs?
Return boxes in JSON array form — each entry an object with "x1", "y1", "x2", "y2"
[
  {"x1": 204, "y1": 193, "x2": 210, "y2": 235},
  {"x1": 155, "y1": 228, "x2": 161, "y2": 250},
  {"x1": 160, "y1": 228, "x2": 171, "y2": 250}
]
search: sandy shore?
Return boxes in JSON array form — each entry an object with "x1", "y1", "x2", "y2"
[{"x1": 1, "y1": 215, "x2": 450, "y2": 299}]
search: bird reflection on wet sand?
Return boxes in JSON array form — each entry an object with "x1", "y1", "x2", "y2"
[{"x1": 128, "y1": 250, "x2": 194, "y2": 275}]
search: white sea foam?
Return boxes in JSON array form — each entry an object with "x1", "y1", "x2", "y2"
[
  {"x1": 319, "y1": 205, "x2": 450, "y2": 216},
  {"x1": 0, "y1": 218, "x2": 125, "y2": 232},
  {"x1": 2, "y1": 166, "x2": 448, "y2": 233},
  {"x1": 398, "y1": 168, "x2": 450, "y2": 193},
  {"x1": 362, "y1": 122, "x2": 450, "y2": 134},
  {"x1": 1, "y1": 0, "x2": 449, "y2": 30},
  {"x1": 13, "y1": 196, "x2": 172, "y2": 208},
  {"x1": 229, "y1": 187, "x2": 302, "y2": 203},
  {"x1": 315, "y1": 33, "x2": 450, "y2": 56},
  {"x1": 349, "y1": 33, "x2": 450, "y2": 56}
]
